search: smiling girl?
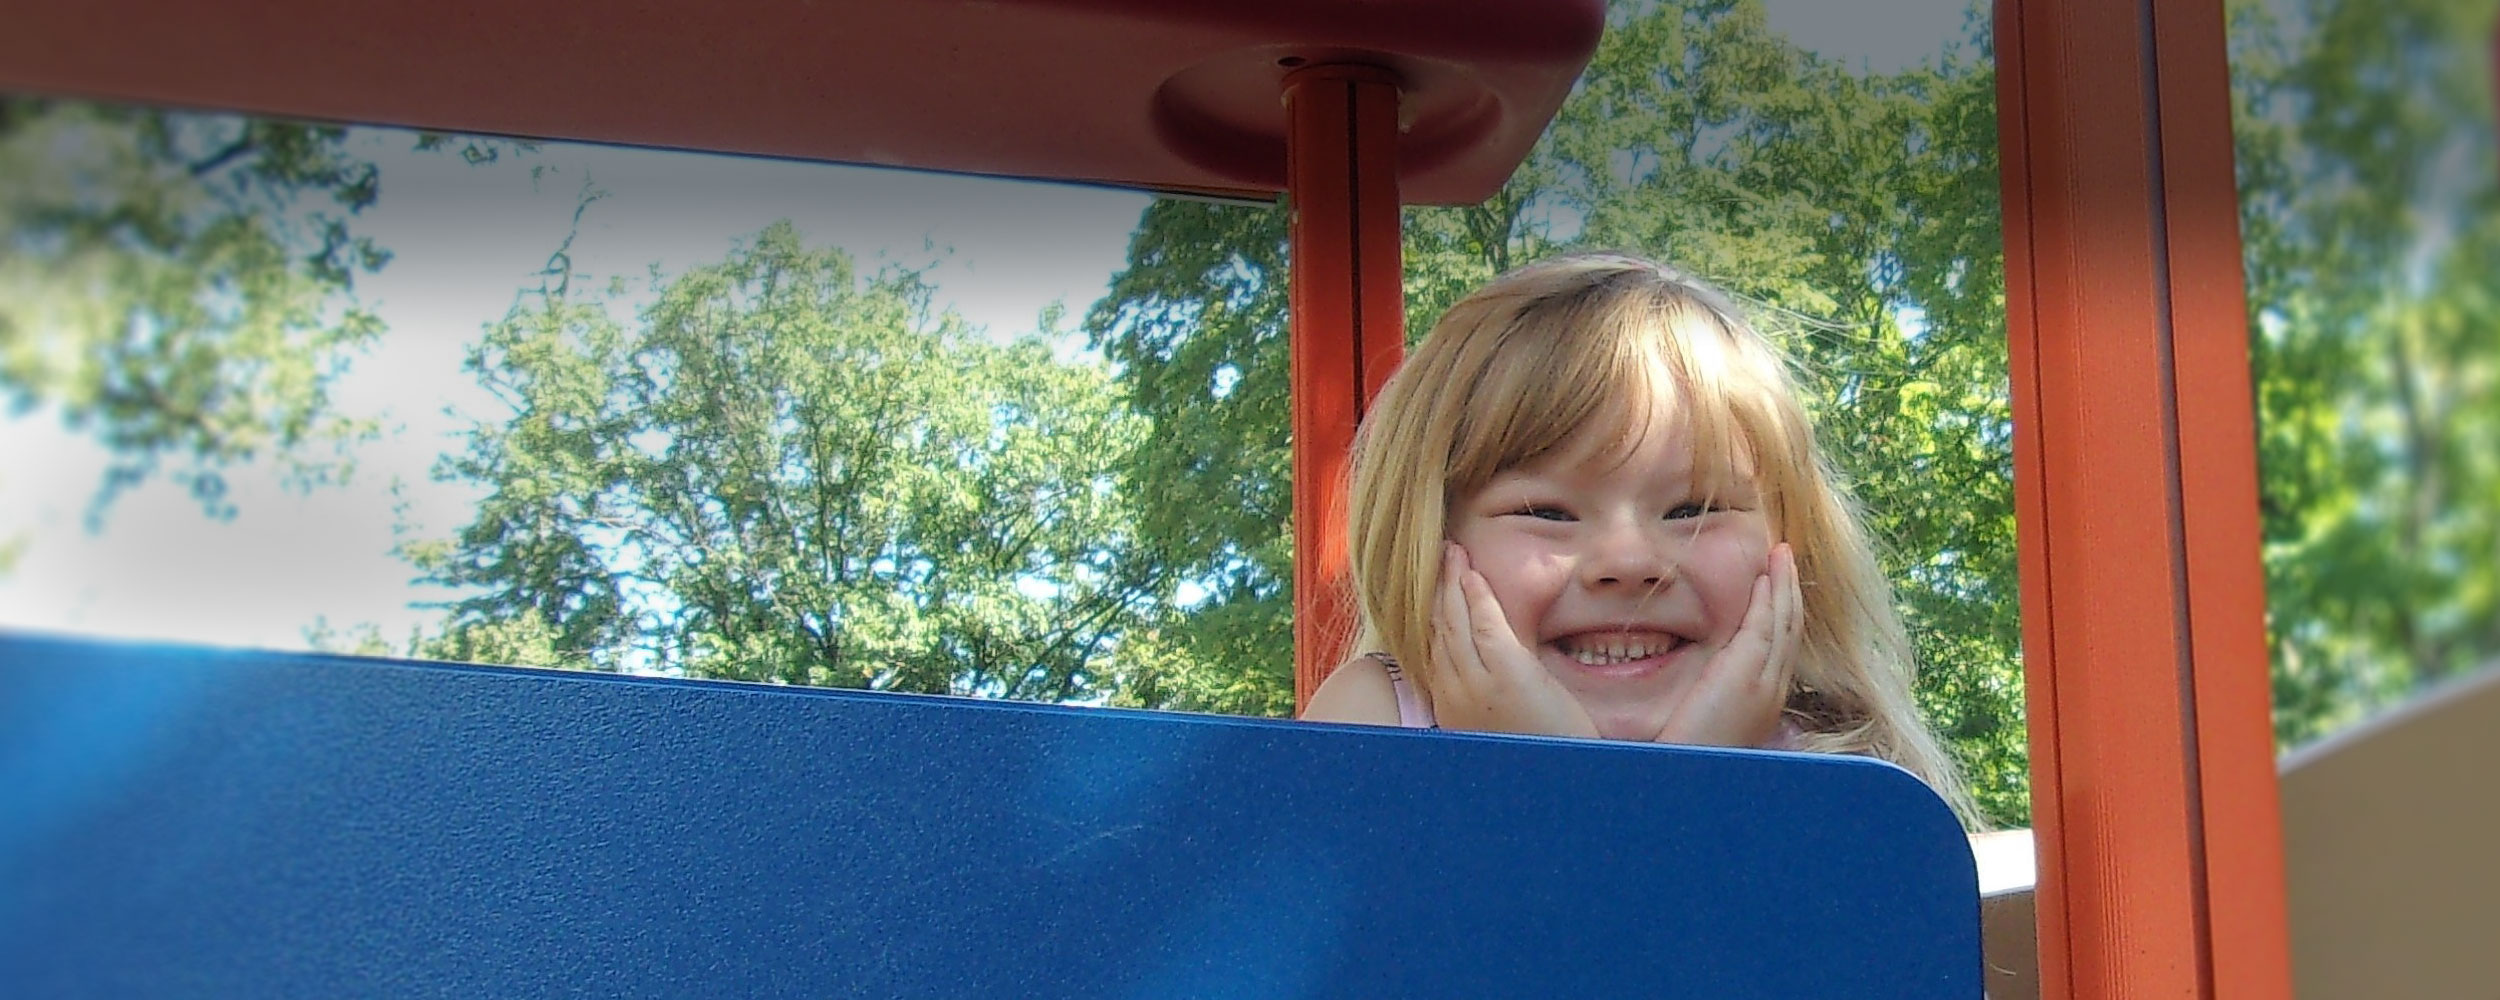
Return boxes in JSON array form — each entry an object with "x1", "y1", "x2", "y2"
[{"x1": 1302, "y1": 251, "x2": 1975, "y2": 820}]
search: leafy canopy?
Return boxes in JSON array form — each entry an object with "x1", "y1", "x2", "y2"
[{"x1": 404, "y1": 221, "x2": 1163, "y2": 700}]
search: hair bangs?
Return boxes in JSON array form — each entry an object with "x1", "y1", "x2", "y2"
[
  {"x1": 1648, "y1": 294, "x2": 1800, "y2": 518},
  {"x1": 1442, "y1": 286, "x2": 1669, "y2": 498},
  {"x1": 1441, "y1": 277, "x2": 1801, "y2": 518}
]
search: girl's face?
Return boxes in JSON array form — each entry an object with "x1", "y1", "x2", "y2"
[{"x1": 1446, "y1": 398, "x2": 1776, "y2": 742}]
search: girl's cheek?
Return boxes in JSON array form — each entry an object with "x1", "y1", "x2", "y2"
[
  {"x1": 1725, "y1": 518, "x2": 1775, "y2": 568},
  {"x1": 1480, "y1": 544, "x2": 1569, "y2": 624},
  {"x1": 1694, "y1": 524, "x2": 1770, "y2": 569}
]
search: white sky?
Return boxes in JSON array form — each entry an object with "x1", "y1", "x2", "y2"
[
  {"x1": 0, "y1": 0, "x2": 1979, "y2": 653},
  {"x1": 0, "y1": 144, "x2": 1154, "y2": 650}
]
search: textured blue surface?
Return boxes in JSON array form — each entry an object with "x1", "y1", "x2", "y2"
[{"x1": 0, "y1": 631, "x2": 1979, "y2": 997}]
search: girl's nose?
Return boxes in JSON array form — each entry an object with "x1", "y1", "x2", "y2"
[{"x1": 1581, "y1": 522, "x2": 1676, "y2": 588}]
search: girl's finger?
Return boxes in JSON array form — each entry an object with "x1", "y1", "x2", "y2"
[
  {"x1": 1764, "y1": 544, "x2": 1800, "y2": 684},
  {"x1": 1728, "y1": 571, "x2": 1774, "y2": 662},
  {"x1": 1422, "y1": 547, "x2": 1456, "y2": 689},
  {"x1": 1435, "y1": 543, "x2": 1487, "y2": 682},
  {"x1": 1457, "y1": 568, "x2": 1529, "y2": 668}
]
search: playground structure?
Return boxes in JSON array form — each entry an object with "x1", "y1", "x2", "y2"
[
  {"x1": 4, "y1": 1, "x2": 2497, "y2": 997},
  {"x1": 2, "y1": 634, "x2": 1980, "y2": 997}
]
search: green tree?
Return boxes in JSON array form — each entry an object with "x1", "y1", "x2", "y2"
[
  {"x1": 0, "y1": 98, "x2": 508, "y2": 521},
  {"x1": 2230, "y1": 0, "x2": 2500, "y2": 744},
  {"x1": 1084, "y1": 200, "x2": 1299, "y2": 718},
  {"x1": 405, "y1": 221, "x2": 1162, "y2": 698},
  {"x1": 1091, "y1": 0, "x2": 2030, "y2": 824}
]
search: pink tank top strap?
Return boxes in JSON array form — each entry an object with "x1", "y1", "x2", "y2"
[{"x1": 1369, "y1": 653, "x2": 1438, "y2": 729}]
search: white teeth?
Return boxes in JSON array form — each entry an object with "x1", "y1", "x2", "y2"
[{"x1": 1565, "y1": 639, "x2": 1667, "y2": 664}]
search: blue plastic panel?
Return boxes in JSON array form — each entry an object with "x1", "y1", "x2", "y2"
[{"x1": 0, "y1": 632, "x2": 1978, "y2": 997}]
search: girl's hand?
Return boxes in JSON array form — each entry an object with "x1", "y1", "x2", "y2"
[
  {"x1": 1655, "y1": 543, "x2": 1800, "y2": 748},
  {"x1": 1426, "y1": 543, "x2": 1601, "y2": 739}
]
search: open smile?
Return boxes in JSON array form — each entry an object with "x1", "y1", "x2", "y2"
[{"x1": 1547, "y1": 630, "x2": 1694, "y2": 676}]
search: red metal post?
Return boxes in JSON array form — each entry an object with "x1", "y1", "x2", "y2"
[
  {"x1": 1284, "y1": 64, "x2": 1406, "y2": 712},
  {"x1": 2153, "y1": 1, "x2": 2298, "y2": 994},
  {"x1": 1996, "y1": 0, "x2": 2295, "y2": 996}
]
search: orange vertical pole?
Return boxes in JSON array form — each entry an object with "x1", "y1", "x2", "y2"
[
  {"x1": 1284, "y1": 65, "x2": 1406, "y2": 712},
  {"x1": 1996, "y1": 0, "x2": 2293, "y2": 997},
  {"x1": 2152, "y1": 1, "x2": 2296, "y2": 994}
]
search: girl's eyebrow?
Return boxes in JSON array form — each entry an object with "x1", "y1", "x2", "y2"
[{"x1": 1489, "y1": 463, "x2": 1568, "y2": 483}]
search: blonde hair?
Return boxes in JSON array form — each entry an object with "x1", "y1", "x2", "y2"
[{"x1": 1343, "y1": 251, "x2": 1978, "y2": 824}]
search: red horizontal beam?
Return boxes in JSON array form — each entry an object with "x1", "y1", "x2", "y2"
[{"x1": 0, "y1": 0, "x2": 1600, "y2": 205}]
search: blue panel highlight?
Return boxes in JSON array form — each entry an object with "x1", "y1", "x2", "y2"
[{"x1": 0, "y1": 632, "x2": 1979, "y2": 997}]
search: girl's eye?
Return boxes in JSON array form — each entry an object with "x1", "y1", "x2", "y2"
[
  {"x1": 1511, "y1": 504, "x2": 1575, "y2": 522},
  {"x1": 1665, "y1": 502, "x2": 1716, "y2": 520}
]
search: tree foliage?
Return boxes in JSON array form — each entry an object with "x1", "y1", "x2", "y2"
[
  {"x1": 0, "y1": 98, "x2": 507, "y2": 520},
  {"x1": 2, "y1": 100, "x2": 384, "y2": 518},
  {"x1": 2231, "y1": 0, "x2": 2500, "y2": 742},
  {"x1": 405, "y1": 222, "x2": 1162, "y2": 698}
]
